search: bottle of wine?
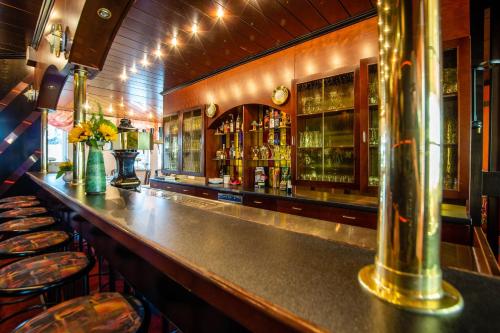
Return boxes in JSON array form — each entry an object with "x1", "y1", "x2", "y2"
[
  {"x1": 269, "y1": 108, "x2": 275, "y2": 129},
  {"x1": 229, "y1": 114, "x2": 234, "y2": 133},
  {"x1": 235, "y1": 113, "x2": 240, "y2": 132},
  {"x1": 287, "y1": 174, "x2": 292, "y2": 194},
  {"x1": 264, "y1": 110, "x2": 270, "y2": 129}
]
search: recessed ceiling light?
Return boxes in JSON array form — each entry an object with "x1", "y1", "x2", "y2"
[
  {"x1": 119, "y1": 66, "x2": 128, "y2": 81},
  {"x1": 192, "y1": 23, "x2": 198, "y2": 33},
  {"x1": 108, "y1": 103, "x2": 113, "y2": 113},
  {"x1": 171, "y1": 37, "x2": 177, "y2": 46},
  {"x1": 130, "y1": 61, "x2": 137, "y2": 74},
  {"x1": 141, "y1": 53, "x2": 149, "y2": 67},
  {"x1": 97, "y1": 8, "x2": 112, "y2": 20},
  {"x1": 154, "y1": 44, "x2": 162, "y2": 58},
  {"x1": 216, "y1": 7, "x2": 224, "y2": 18}
]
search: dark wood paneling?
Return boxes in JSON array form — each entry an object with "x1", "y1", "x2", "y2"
[
  {"x1": 0, "y1": 0, "x2": 43, "y2": 57},
  {"x1": 69, "y1": 0, "x2": 135, "y2": 70}
]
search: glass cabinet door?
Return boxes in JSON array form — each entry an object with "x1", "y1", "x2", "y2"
[
  {"x1": 443, "y1": 48, "x2": 458, "y2": 191},
  {"x1": 181, "y1": 109, "x2": 203, "y2": 174},
  {"x1": 163, "y1": 115, "x2": 179, "y2": 172},
  {"x1": 367, "y1": 64, "x2": 379, "y2": 187},
  {"x1": 296, "y1": 71, "x2": 356, "y2": 184}
]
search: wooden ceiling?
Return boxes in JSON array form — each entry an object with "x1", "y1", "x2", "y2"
[
  {"x1": 0, "y1": 0, "x2": 43, "y2": 58},
  {"x1": 57, "y1": 0, "x2": 376, "y2": 122}
]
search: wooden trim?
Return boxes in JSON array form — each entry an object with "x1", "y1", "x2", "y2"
[{"x1": 472, "y1": 226, "x2": 500, "y2": 276}]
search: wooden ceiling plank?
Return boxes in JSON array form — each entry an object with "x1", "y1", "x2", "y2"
[
  {"x1": 276, "y1": 0, "x2": 329, "y2": 31},
  {"x1": 338, "y1": 0, "x2": 374, "y2": 16},
  {"x1": 307, "y1": 0, "x2": 350, "y2": 24}
]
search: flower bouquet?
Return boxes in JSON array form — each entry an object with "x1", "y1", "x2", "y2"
[
  {"x1": 68, "y1": 106, "x2": 117, "y2": 194},
  {"x1": 56, "y1": 161, "x2": 73, "y2": 182}
]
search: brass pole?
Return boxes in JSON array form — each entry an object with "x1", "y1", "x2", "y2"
[
  {"x1": 40, "y1": 108, "x2": 48, "y2": 173},
  {"x1": 72, "y1": 66, "x2": 87, "y2": 184},
  {"x1": 358, "y1": 0, "x2": 463, "y2": 314}
]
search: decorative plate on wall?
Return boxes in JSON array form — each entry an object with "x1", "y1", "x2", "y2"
[
  {"x1": 271, "y1": 86, "x2": 289, "y2": 106},
  {"x1": 206, "y1": 102, "x2": 217, "y2": 118}
]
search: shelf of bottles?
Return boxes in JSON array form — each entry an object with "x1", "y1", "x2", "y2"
[
  {"x1": 443, "y1": 48, "x2": 459, "y2": 191},
  {"x1": 214, "y1": 107, "x2": 244, "y2": 185},
  {"x1": 181, "y1": 109, "x2": 203, "y2": 174},
  {"x1": 368, "y1": 64, "x2": 379, "y2": 187},
  {"x1": 246, "y1": 106, "x2": 292, "y2": 189},
  {"x1": 163, "y1": 114, "x2": 179, "y2": 172},
  {"x1": 296, "y1": 72, "x2": 355, "y2": 183}
]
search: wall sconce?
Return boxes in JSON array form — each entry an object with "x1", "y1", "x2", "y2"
[
  {"x1": 45, "y1": 23, "x2": 68, "y2": 58},
  {"x1": 23, "y1": 85, "x2": 38, "y2": 102}
]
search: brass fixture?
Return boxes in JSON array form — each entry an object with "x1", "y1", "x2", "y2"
[
  {"x1": 358, "y1": 0, "x2": 463, "y2": 314},
  {"x1": 45, "y1": 23, "x2": 67, "y2": 58},
  {"x1": 97, "y1": 8, "x2": 112, "y2": 20},
  {"x1": 40, "y1": 108, "x2": 49, "y2": 174},
  {"x1": 72, "y1": 66, "x2": 88, "y2": 185}
]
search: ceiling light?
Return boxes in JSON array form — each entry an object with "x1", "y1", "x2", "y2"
[
  {"x1": 154, "y1": 43, "x2": 162, "y2": 58},
  {"x1": 120, "y1": 97, "x2": 124, "y2": 108},
  {"x1": 83, "y1": 101, "x2": 90, "y2": 110},
  {"x1": 97, "y1": 8, "x2": 112, "y2": 20},
  {"x1": 171, "y1": 37, "x2": 177, "y2": 46},
  {"x1": 119, "y1": 66, "x2": 128, "y2": 81},
  {"x1": 130, "y1": 61, "x2": 137, "y2": 74},
  {"x1": 192, "y1": 23, "x2": 198, "y2": 33},
  {"x1": 141, "y1": 53, "x2": 149, "y2": 67},
  {"x1": 148, "y1": 113, "x2": 153, "y2": 119},
  {"x1": 216, "y1": 7, "x2": 224, "y2": 18},
  {"x1": 108, "y1": 103, "x2": 113, "y2": 113}
]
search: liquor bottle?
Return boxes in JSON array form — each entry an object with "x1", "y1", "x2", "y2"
[
  {"x1": 274, "y1": 109, "x2": 279, "y2": 128},
  {"x1": 222, "y1": 143, "x2": 228, "y2": 159},
  {"x1": 224, "y1": 118, "x2": 229, "y2": 133},
  {"x1": 235, "y1": 113, "x2": 241, "y2": 132},
  {"x1": 269, "y1": 108, "x2": 274, "y2": 129},
  {"x1": 280, "y1": 168, "x2": 287, "y2": 191},
  {"x1": 229, "y1": 114, "x2": 234, "y2": 133},
  {"x1": 258, "y1": 117, "x2": 263, "y2": 129},
  {"x1": 286, "y1": 174, "x2": 292, "y2": 194},
  {"x1": 264, "y1": 110, "x2": 270, "y2": 129},
  {"x1": 219, "y1": 165, "x2": 225, "y2": 178},
  {"x1": 229, "y1": 142, "x2": 235, "y2": 160}
]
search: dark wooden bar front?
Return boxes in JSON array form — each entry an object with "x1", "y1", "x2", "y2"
[{"x1": 27, "y1": 173, "x2": 500, "y2": 333}]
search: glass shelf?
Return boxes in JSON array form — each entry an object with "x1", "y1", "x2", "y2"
[
  {"x1": 443, "y1": 48, "x2": 458, "y2": 191},
  {"x1": 296, "y1": 71, "x2": 356, "y2": 184}
]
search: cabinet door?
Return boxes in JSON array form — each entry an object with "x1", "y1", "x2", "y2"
[
  {"x1": 163, "y1": 114, "x2": 179, "y2": 173},
  {"x1": 181, "y1": 108, "x2": 205, "y2": 176}
]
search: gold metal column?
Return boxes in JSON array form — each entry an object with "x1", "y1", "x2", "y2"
[
  {"x1": 72, "y1": 66, "x2": 87, "y2": 184},
  {"x1": 358, "y1": 0, "x2": 463, "y2": 314},
  {"x1": 40, "y1": 108, "x2": 49, "y2": 173}
]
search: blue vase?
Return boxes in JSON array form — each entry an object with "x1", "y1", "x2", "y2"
[{"x1": 85, "y1": 144, "x2": 106, "y2": 194}]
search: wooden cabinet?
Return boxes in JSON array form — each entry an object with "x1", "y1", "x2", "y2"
[
  {"x1": 292, "y1": 67, "x2": 360, "y2": 189},
  {"x1": 358, "y1": 38, "x2": 470, "y2": 201},
  {"x1": 162, "y1": 106, "x2": 205, "y2": 176},
  {"x1": 243, "y1": 194, "x2": 277, "y2": 211}
]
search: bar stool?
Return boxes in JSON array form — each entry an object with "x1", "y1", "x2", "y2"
[
  {"x1": 0, "y1": 251, "x2": 95, "y2": 324},
  {"x1": 11, "y1": 292, "x2": 148, "y2": 333},
  {"x1": 0, "y1": 217, "x2": 57, "y2": 236},
  {"x1": 0, "y1": 201, "x2": 40, "y2": 211},
  {"x1": 0, "y1": 196, "x2": 37, "y2": 204},
  {"x1": 0, "y1": 207, "x2": 48, "y2": 221},
  {"x1": 0, "y1": 252, "x2": 94, "y2": 298},
  {"x1": 0, "y1": 231, "x2": 71, "y2": 259}
]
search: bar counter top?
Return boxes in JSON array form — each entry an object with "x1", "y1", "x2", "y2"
[
  {"x1": 28, "y1": 173, "x2": 500, "y2": 333},
  {"x1": 150, "y1": 177, "x2": 469, "y2": 224}
]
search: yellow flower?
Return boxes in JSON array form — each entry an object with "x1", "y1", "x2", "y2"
[
  {"x1": 68, "y1": 123, "x2": 94, "y2": 143},
  {"x1": 98, "y1": 123, "x2": 117, "y2": 142}
]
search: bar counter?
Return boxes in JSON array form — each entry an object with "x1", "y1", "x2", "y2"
[{"x1": 28, "y1": 172, "x2": 500, "y2": 333}]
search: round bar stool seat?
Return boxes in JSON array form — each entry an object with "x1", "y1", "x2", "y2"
[
  {"x1": 0, "y1": 252, "x2": 94, "y2": 297},
  {"x1": 0, "y1": 231, "x2": 70, "y2": 259},
  {"x1": 0, "y1": 217, "x2": 56, "y2": 234},
  {"x1": 12, "y1": 292, "x2": 145, "y2": 333},
  {"x1": 0, "y1": 207, "x2": 48, "y2": 220},
  {"x1": 0, "y1": 196, "x2": 37, "y2": 203},
  {"x1": 0, "y1": 201, "x2": 40, "y2": 210}
]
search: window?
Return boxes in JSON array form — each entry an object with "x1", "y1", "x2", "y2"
[
  {"x1": 135, "y1": 150, "x2": 150, "y2": 171},
  {"x1": 47, "y1": 125, "x2": 68, "y2": 162}
]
